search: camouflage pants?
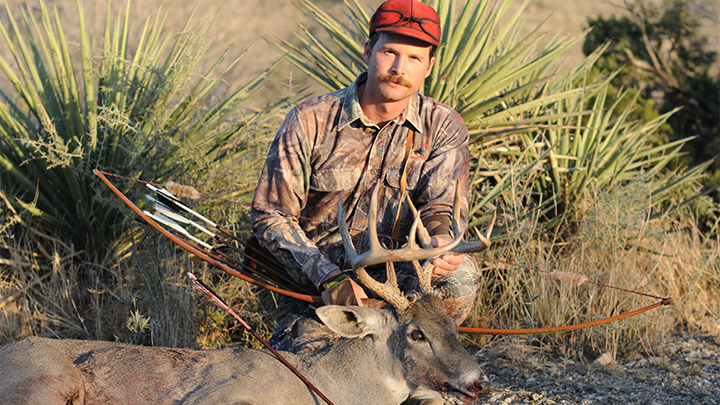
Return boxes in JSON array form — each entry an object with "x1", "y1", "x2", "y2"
[{"x1": 270, "y1": 254, "x2": 480, "y2": 353}]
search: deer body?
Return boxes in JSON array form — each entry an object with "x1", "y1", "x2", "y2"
[{"x1": 0, "y1": 295, "x2": 490, "y2": 405}]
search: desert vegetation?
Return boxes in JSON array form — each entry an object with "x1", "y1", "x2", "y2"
[{"x1": 1, "y1": 0, "x2": 718, "y2": 366}]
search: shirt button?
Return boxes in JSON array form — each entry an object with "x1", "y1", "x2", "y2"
[
  {"x1": 360, "y1": 203, "x2": 368, "y2": 211},
  {"x1": 370, "y1": 169, "x2": 378, "y2": 176}
]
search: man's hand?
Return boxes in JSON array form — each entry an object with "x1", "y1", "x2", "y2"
[
  {"x1": 430, "y1": 236, "x2": 463, "y2": 277},
  {"x1": 321, "y1": 270, "x2": 370, "y2": 306}
]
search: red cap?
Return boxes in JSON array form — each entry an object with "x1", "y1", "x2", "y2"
[{"x1": 369, "y1": 0, "x2": 441, "y2": 47}]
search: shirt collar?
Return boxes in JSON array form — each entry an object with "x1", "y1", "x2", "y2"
[{"x1": 339, "y1": 72, "x2": 423, "y2": 133}]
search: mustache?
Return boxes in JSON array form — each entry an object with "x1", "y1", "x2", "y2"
[{"x1": 379, "y1": 74, "x2": 412, "y2": 88}]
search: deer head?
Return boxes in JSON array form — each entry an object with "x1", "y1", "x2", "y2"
[{"x1": 334, "y1": 180, "x2": 494, "y2": 401}]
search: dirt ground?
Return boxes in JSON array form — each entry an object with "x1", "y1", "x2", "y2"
[{"x1": 441, "y1": 333, "x2": 720, "y2": 405}]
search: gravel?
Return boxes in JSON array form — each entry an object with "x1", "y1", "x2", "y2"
[{"x1": 442, "y1": 333, "x2": 720, "y2": 405}]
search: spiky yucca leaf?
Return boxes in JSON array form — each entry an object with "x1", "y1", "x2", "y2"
[{"x1": 516, "y1": 75, "x2": 708, "y2": 211}]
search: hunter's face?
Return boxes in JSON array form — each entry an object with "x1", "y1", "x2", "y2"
[{"x1": 363, "y1": 33, "x2": 435, "y2": 104}]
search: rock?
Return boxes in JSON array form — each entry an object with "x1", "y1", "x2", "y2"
[{"x1": 593, "y1": 351, "x2": 613, "y2": 366}]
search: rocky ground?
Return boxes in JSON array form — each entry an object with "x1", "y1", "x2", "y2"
[{"x1": 441, "y1": 334, "x2": 719, "y2": 405}]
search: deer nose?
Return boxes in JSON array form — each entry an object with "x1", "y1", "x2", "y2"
[{"x1": 474, "y1": 380, "x2": 492, "y2": 397}]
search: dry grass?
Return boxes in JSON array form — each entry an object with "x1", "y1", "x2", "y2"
[
  {"x1": 0, "y1": 220, "x2": 280, "y2": 348},
  {"x1": 464, "y1": 180, "x2": 720, "y2": 358},
  {"x1": 2, "y1": 169, "x2": 718, "y2": 357},
  {"x1": 0, "y1": 227, "x2": 195, "y2": 345}
]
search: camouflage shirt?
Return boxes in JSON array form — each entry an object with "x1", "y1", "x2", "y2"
[{"x1": 251, "y1": 72, "x2": 470, "y2": 288}]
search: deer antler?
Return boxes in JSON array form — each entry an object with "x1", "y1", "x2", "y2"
[
  {"x1": 406, "y1": 181, "x2": 496, "y2": 295},
  {"x1": 339, "y1": 188, "x2": 464, "y2": 271},
  {"x1": 338, "y1": 185, "x2": 460, "y2": 311},
  {"x1": 338, "y1": 180, "x2": 496, "y2": 311}
]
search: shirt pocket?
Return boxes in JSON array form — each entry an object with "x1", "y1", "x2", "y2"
[
  {"x1": 384, "y1": 159, "x2": 424, "y2": 191},
  {"x1": 310, "y1": 168, "x2": 360, "y2": 192},
  {"x1": 381, "y1": 161, "x2": 425, "y2": 237}
]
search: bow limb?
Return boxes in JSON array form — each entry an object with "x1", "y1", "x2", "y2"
[{"x1": 458, "y1": 298, "x2": 673, "y2": 335}]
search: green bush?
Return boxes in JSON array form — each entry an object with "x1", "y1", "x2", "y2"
[{"x1": 583, "y1": 0, "x2": 719, "y2": 192}]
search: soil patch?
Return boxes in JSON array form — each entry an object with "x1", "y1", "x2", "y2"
[{"x1": 444, "y1": 333, "x2": 720, "y2": 404}]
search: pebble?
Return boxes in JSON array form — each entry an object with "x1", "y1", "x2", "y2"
[
  {"x1": 593, "y1": 351, "x2": 613, "y2": 366},
  {"x1": 440, "y1": 333, "x2": 720, "y2": 405}
]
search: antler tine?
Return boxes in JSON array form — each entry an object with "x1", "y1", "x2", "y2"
[
  {"x1": 403, "y1": 192, "x2": 438, "y2": 295},
  {"x1": 337, "y1": 191, "x2": 409, "y2": 311},
  {"x1": 337, "y1": 191, "x2": 360, "y2": 262},
  {"x1": 342, "y1": 187, "x2": 463, "y2": 270},
  {"x1": 404, "y1": 192, "x2": 432, "y2": 249},
  {"x1": 448, "y1": 210, "x2": 497, "y2": 254}
]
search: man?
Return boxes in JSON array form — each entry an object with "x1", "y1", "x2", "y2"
[
  {"x1": 252, "y1": 2, "x2": 479, "y2": 403},
  {"x1": 251, "y1": 0, "x2": 480, "y2": 323}
]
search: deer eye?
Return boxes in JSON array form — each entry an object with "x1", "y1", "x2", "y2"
[{"x1": 409, "y1": 330, "x2": 425, "y2": 341}]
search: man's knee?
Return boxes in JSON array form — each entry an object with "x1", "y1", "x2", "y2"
[{"x1": 432, "y1": 254, "x2": 480, "y2": 324}]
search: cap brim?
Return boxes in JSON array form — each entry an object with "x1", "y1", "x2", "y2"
[{"x1": 375, "y1": 26, "x2": 438, "y2": 47}]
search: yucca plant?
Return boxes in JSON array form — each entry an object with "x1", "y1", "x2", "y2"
[
  {"x1": 274, "y1": 0, "x2": 707, "y2": 233},
  {"x1": 0, "y1": 0, "x2": 278, "y2": 258},
  {"x1": 520, "y1": 76, "x2": 712, "y2": 214}
]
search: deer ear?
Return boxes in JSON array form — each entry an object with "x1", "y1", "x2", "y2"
[{"x1": 316, "y1": 306, "x2": 394, "y2": 338}]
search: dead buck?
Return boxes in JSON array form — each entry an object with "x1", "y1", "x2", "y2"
[{"x1": 0, "y1": 186, "x2": 493, "y2": 405}]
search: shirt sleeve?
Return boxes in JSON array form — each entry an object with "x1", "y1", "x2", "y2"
[
  {"x1": 250, "y1": 108, "x2": 340, "y2": 288},
  {"x1": 417, "y1": 109, "x2": 470, "y2": 239}
]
